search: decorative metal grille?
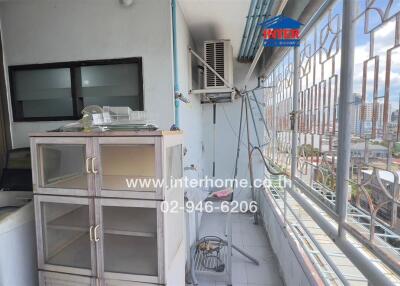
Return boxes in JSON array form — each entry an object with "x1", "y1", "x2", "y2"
[{"x1": 263, "y1": 0, "x2": 400, "y2": 272}]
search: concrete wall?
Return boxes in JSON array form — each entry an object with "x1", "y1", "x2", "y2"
[
  {"x1": 202, "y1": 60, "x2": 265, "y2": 202},
  {"x1": 0, "y1": 0, "x2": 175, "y2": 148},
  {"x1": 175, "y1": 2, "x2": 203, "y2": 182},
  {"x1": 174, "y1": 2, "x2": 206, "y2": 265}
]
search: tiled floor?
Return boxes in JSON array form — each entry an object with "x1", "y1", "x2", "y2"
[{"x1": 192, "y1": 213, "x2": 284, "y2": 286}]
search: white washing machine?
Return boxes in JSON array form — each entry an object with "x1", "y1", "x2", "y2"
[{"x1": 0, "y1": 191, "x2": 37, "y2": 286}]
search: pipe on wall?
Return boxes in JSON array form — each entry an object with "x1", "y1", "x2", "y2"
[
  {"x1": 172, "y1": 0, "x2": 180, "y2": 128},
  {"x1": 238, "y1": 0, "x2": 258, "y2": 58},
  {"x1": 238, "y1": 0, "x2": 273, "y2": 62}
]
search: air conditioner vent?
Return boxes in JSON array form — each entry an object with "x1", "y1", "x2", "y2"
[{"x1": 204, "y1": 40, "x2": 233, "y2": 89}]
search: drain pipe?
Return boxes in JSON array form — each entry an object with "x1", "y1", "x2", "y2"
[{"x1": 171, "y1": 0, "x2": 180, "y2": 129}]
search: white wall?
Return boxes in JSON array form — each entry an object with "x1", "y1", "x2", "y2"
[
  {"x1": 202, "y1": 60, "x2": 265, "y2": 202},
  {"x1": 0, "y1": 0, "x2": 175, "y2": 148},
  {"x1": 175, "y1": 2, "x2": 203, "y2": 182},
  {"x1": 174, "y1": 2, "x2": 205, "y2": 263}
]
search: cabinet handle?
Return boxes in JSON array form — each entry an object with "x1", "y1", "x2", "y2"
[
  {"x1": 91, "y1": 157, "x2": 98, "y2": 174},
  {"x1": 86, "y1": 158, "x2": 92, "y2": 174},
  {"x1": 94, "y1": 225, "x2": 100, "y2": 242},
  {"x1": 89, "y1": 226, "x2": 94, "y2": 242}
]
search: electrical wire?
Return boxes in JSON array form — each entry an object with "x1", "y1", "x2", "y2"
[
  {"x1": 221, "y1": 104, "x2": 249, "y2": 150},
  {"x1": 250, "y1": 146, "x2": 284, "y2": 176}
]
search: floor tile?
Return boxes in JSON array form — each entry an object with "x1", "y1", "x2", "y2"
[
  {"x1": 195, "y1": 213, "x2": 284, "y2": 286},
  {"x1": 241, "y1": 228, "x2": 268, "y2": 247},
  {"x1": 232, "y1": 262, "x2": 247, "y2": 284},
  {"x1": 233, "y1": 222, "x2": 242, "y2": 234},
  {"x1": 245, "y1": 262, "x2": 283, "y2": 286},
  {"x1": 232, "y1": 231, "x2": 244, "y2": 247},
  {"x1": 242, "y1": 246, "x2": 276, "y2": 264}
]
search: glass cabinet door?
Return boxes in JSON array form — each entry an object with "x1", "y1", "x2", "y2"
[
  {"x1": 32, "y1": 137, "x2": 93, "y2": 196},
  {"x1": 35, "y1": 196, "x2": 97, "y2": 276},
  {"x1": 94, "y1": 137, "x2": 162, "y2": 199},
  {"x1": 96, "y1": 198, "x2": 160, "y2": 283}
]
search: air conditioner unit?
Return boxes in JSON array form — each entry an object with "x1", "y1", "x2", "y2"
[{"x1": 204, "y1": 40, "x2": 233, "y2": 90}]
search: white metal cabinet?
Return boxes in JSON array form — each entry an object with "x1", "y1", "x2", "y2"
[
  {"x1": 35, "y1": 196, "x2": 179, "y2": 284},
  {"x1": 31, "y1": 131, "x2": 184, "y2": 286}
]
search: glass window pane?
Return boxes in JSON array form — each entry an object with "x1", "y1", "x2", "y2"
[
  {"x1": 38, "y1": 144, "x2": 88, "y2": 190},
  {"x1": 13, "y1": 68, "x2": 73, "y2": 118},
  {"x1": 80, "y1": 63, "x2": 141, "y2": 110}
]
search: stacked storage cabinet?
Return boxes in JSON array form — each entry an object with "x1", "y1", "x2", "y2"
[{"x1": 30, "y1": 131, "x2": 185, "y2": 286}]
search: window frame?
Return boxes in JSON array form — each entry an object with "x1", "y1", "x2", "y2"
[{"x1": 8, "y1": 57, "x2": 144, "y2": 122}]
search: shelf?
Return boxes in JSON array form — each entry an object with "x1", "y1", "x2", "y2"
[
  {"x1": 47, "y1": 206, "x2": 89, "y2": 232},
  {"x1": 101, "y1": 175, "x2": 156, "y2": 192},
  {"x1": 44, "y1": 174, "x2": 88, "y2": 190},
  {"x1": 47, "y1": 205, "x2": 157, "y2": 237},
  {"x1": 103, "y1": 233, "x2": 158, "y2": 276},
  {"x1": 103, "y1": 206, "x2": 157, "y2": 237},
  {"x1": 47, "y1": 233, "x2": 92, "y2": 270}
]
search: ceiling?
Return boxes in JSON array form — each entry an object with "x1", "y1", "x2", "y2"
[{"x1": 178, "y1": 0, "x2": 251, "y2": 58}]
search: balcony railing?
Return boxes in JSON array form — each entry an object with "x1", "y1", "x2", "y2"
[{"x1": 259, "y1": 0, "x2": 400, "y2": 284}]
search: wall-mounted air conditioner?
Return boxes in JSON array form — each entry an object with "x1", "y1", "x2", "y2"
[
  {"x1": 188, "y1": 40, "x2": 235, "y2": 103},
  {"x1": 204, "y1": 40, "x2": 233, "y2": 90}
]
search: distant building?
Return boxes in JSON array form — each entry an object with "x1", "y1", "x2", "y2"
[
  {"x1": 391, "y1": 109, "x2": 399, "y2": 123},
  {"x1": 350, "y1": 142, "x2": 388, "y2": 159},
  {"x1": 354, "y1": 100, "x2": 390, "y2": 138},
  {"x1": 352, "y1": 93, "x2": 362, "y2": 135}
]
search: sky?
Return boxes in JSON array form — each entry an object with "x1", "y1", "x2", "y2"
[{"x1": 300, "y1": 0, "x2": 400, "y2": 112}]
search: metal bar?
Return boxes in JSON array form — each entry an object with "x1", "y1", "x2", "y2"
[
  {"x1": 188, "y1": 47, "x2": 234, "y2": 89},
  {"x1": 335, "y1": 0, "x2": 356, "y2": 238},
  {"x1": 295, "y1": 174, "x2": 400, "y2": 277},
  {"x1": 272, "y1": 72, "x2": 277, "y2": 163},
  {"x1": 246, "y1": 0, "x2": 273, "y2": 60},
  {"x1": 244, "y1": 0, "x2": 270, "y2": 59},
  {"x1": 238, "y1": 0, "x2": 258, "y2": 58},
  {"x1": 248, "y1": 93, "x2": 261, "y2": 147},
  {"x1": 189, "y1": 88, "x2": 233, "y2": 94},
  {"x1": 271, "y1": 183, "x2": 350, "y2": 285},
  {"x1": 267, "y1": 187, "x2": 340, "y2": 285},
  {"x1": 286, "y1": 185, "x2": 395, "y2": 286},
  {"x1": 242, "y1": 0, "x2": 288, "y2": 86},
  {"x1": 281, "y1": 190, "x2": 350, "y2": 285},
  {"x1": 290, "y1": 47, "x2": 300, "y2": 226},
  {"x1": 230, "y1": 243, "x2": 259, "y2": 265},
  {"x1": 242, "y1": 0, "x2": 263, "y2": 59},
  {"x1": 251, "y1": 90, "x2": 271, "y2": 139},
  {"x1": 260, "y1": 0, "x2": 336, "y2": 79},
  {"x1": 245, "y1": 94, "x2": 258, "y2": 224},
  {"x1": 233, "y1": 96, "x2": 245, "y2": 191}
]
